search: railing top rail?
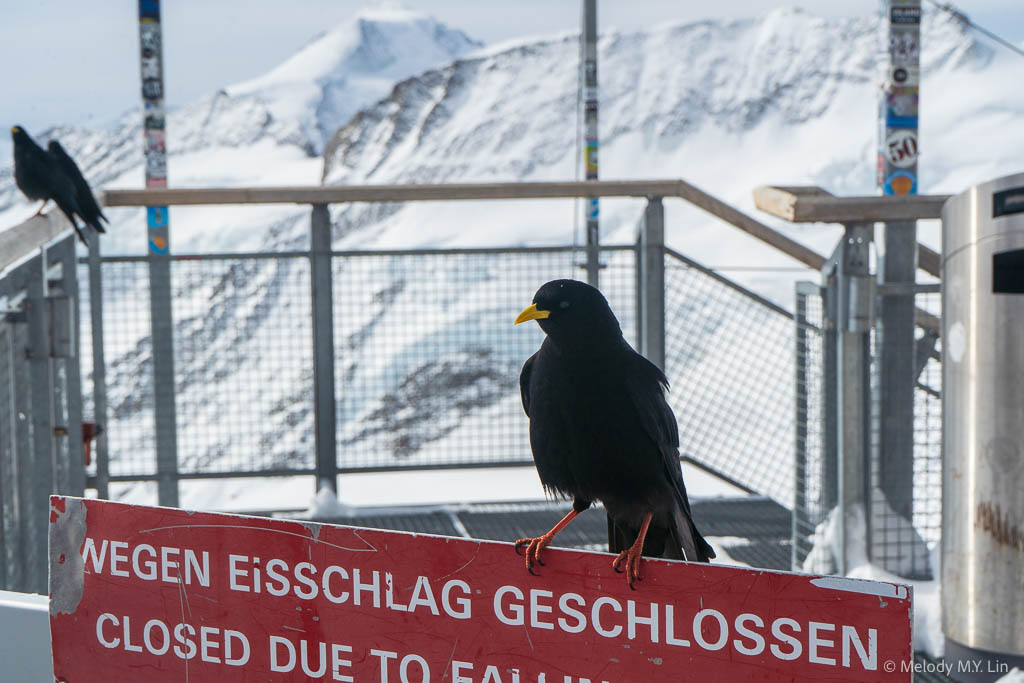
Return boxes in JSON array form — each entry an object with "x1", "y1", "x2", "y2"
[
  {"x1": 101, "y1": 179, "x2": 830, "y2": 272},
  {"x1": 0, "y1": 213, "x2": 73, "y2": 276},
  {"x1": 754, "y1": 185, "x2": 950, "y2": 223},
  {"x1": 102, "y1": 180, "x2": 688, "y2": 206}
]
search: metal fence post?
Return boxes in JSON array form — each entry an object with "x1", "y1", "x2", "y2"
[
  {"x1": 88, "y1": 235, "x2": 110, "y2": 499},
  {"x1": 150, "y1": 230, "x2": 179, "y2": 507},
  {"x1": 25, "y1": 253, "x2": 52, "y2": 594},
  {"x1": 639, "y1": 197, "x2": 666, "y2": 370},
  {"x1": 873, "y1": 219, "x2": 918, "y2": 574},
  {"x1": 49, "y1": 240, "x2": 84, "y2": 496},
  {"x1": 834, "y1": 222, "x2": 873, "y2": 574},
  {"x1": 310, "y1": 204, "x2": 338, "y2": 493}
]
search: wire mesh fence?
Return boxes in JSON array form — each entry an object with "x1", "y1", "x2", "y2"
[
  {"x1": 794, "y1": 282, "x2": 942, "y2": 578},
  {"x1": 664, "y1": 249, "x2": 796, "y2": 505},
  {"x1": 868, "y1": 291, "x2": 942, "y2": 579},
  {"x1": 331, "y1": 246, "x2": 636, "y2": 471},
  {"x1": 82, "y1": 242, "x2": 802, "y2": 506},
  {"x1": 792, "y1": 283, "x2": 829, "y2": 572}
]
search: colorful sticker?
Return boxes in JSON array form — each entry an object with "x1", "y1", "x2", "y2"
[
  {"x1": 890, "y1": 65, "x2": 920, "y2": 86},
  {"x1": 147, "y1": 206, "x2": 168, "y2": 229},
  {"x1": 890, "y1": 6, "x2": 921, "y2": 24},
  {"x1": 139, "y1": 0, "x2": 160, "y2": 20},
  {"x1": 885, "y1": 170, "x2": 917, "y2": 196},
  {"x1": 584, "y1": 140, "x2": 598, "y2": 174},
  {"x1": 145, "y1": 153, "x2": 167, "y2": 179},
  {"x1": 145, "y1": 129, "x2": 166, "y2": 154},
  {"x1": 148, "y1": 235, "x2": 168, "y2": 254},
  {"x1": 886, "y1": 86, "x2": 919, "y2": 127},
  {"x1": 889, "y1": 26, "x2": 920, "y2": 64},
  {"x1": 885, "y1": 129, "x2": 919, "y2": 169}
]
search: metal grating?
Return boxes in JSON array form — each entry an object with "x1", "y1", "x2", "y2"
[{"x1": 663, "y1": 249, "x2": 795, "y2": 506}]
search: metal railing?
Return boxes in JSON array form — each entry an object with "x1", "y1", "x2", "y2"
[
  {"x1": 758, "y1": 185, "x2": 947, "y2": 579},
  {"x1": 0, "y1": 215, "x2": 85, "y2": 594}
]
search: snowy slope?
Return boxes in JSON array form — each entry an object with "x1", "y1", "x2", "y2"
[{"x1": 2, "y1": 6, "x2": 1021, "y2": 512}]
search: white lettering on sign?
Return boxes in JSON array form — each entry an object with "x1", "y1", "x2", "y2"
[
  {"x1": 93, "y1": 613, "x2": 249, "y2": 665},
  {"x1": 82, "y1": 538, "x2": 209, "y2": 586}
]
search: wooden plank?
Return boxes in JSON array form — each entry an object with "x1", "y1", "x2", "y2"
[
  {"x1": 754, "y1": 185, "x2": 950, "y2": 222},
  {"x1": 0, "y1": 212, "x2": 73, "y2": 276},
  {"x1": 102, "y1": 180, "x2": 689, "y2": 206},
  {"x1": 102, "y1": 180, "x2": 829, "y2": 271},
  {"x1": 677, "y1": 180, "x2": 827, "y2": 269}
]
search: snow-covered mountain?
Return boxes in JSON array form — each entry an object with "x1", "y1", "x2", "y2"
[
  {"x1": 0, "y1": 4, "x2": 479, "y2": 253},
  {"x1": 1, "y1": 6, "x2": 1020, "y2": 511}
]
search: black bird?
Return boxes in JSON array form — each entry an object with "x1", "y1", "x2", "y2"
[
  {"x1": 11, "y1": 125, "x2": 89, "y2": 245},
  {"x1": 48, "y1": 140, "x2": 107, "y2": 235},
  {"x1": 514, "y1": 279, "x2": 714, "y2": 588}
]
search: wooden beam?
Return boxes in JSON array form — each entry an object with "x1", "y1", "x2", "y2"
[
  {"x1": 754, "y1": 185, "x2": 950, "y2": 222},
  {"x1": 102, "y1": 180, "x2": 691, "y2": 207},
  {"x1": 101, "y1": 179, "x2": 829, "y2": 271}
]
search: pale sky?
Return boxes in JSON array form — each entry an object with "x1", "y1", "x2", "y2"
[{"x1": 1, "y1": 1, "x2": 1022, "y2": 139}]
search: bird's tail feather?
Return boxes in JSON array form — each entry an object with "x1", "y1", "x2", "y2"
[{"x1": 670, "y1": 504, "x2": 715, "y2": 563}]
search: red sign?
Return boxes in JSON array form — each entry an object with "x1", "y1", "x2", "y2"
[{"x1": 49, "y1": 497, "x2": 912, "y2": 682}]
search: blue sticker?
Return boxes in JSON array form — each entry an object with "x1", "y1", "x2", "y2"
[
  {"x1": 139, "y1": 0, "x2": 160, "y2": 19},
  {"x1": 587, "y1": 198, "x2": 599, "y2": 221},
  {"x1": 147, "y1": 206, "x2": 168, "y2": 229},
  {"x1": 884, "y1": 170, "x2": 917, "y2": 196}
]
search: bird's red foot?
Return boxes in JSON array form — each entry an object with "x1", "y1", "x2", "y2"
[
  {"x1": 514, "y1": 533, "x2": 555, "y2": 575},
  {"x1": 612, "y1": 545, "x2": 644, "y2": 590}
]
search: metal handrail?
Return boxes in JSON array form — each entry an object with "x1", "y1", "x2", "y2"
[{"x1": 0, "y1": 212, "x2": 73, "y2": 276}]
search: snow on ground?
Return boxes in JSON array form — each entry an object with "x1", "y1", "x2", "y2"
[
  {"x1": 176, "y1": 461, "x2": 748, "y2": 513},
  {"x1": 803, "y1": 502, "x2": 943, "y2": 659}
]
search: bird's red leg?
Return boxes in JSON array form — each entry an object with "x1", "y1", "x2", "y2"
[
  {"x1": 514, "y1": 508, "x2": 580, "y2": 576},
  {"x1": 612, "y1": 512, "x2": 653, "y2": 590},
  {"x1": 33, "y1": 200, "x2": 49, "y2": 216}
]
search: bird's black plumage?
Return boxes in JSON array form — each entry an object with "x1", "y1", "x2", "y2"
[
  {"x1": 11, "y1": 125, "x2": 90, "y2": 245},
  {"x1": 516, "y1": 279, "x2": 714, "y2": 575},
  {"x1": 47, "y1": 140, "x2": 107, "y2": 234}
]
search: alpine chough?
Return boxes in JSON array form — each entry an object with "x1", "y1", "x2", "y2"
[
  {"x1": 514, "y1": 279, "x2": 714, "y2": 588},
  {"x1": 11, "y1": 125, "x2": 90, "y2": 245},
  {"x1": 48, "y1": 140, "x2": 108, "y2": 235}
]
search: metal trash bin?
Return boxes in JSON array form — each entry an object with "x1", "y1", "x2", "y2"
[{"x1": 942, "y1": 172, "x2": 1024, "y2": 680}]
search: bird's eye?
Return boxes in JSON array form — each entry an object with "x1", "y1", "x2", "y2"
[{"x1": 560, "y1": 301, "x2": 570, "y2": 309}]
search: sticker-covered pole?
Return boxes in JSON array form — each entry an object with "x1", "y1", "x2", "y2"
[
  {"x1": 582, "y1": 0, "x2": 600, "y2": 288},
  {"x1": 873, "y1": 0, "x2": 921, "y2": 576},
  {"x1": 139, "y1": 0, "x2": 178, "y2": 506}
]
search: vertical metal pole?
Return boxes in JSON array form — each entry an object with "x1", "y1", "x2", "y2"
[
  {"x1": 874, "y1": 0, "x2": 921, "y2": 575},
  {"x1": 581, "y1": 0, "x2": 600, "y2": 287},
  {"x1": 139, "y1": 0, "x2": 177, "y2": 506},
  {"x1": 639, "y1": 197, "x2": 665, "y2": 370},
  {"x1": 793, "y1": 286, "x2": 809, "y2": 571},
  {"x1": 88, "y1": 235, "x2": 110, "y2": 499},
  {"x1": 25, "y1": 255, "x2": 52, "y2": 594},
  {"x1": 52, "y1": 240, "x2": 85, "y2": 496},
  {"x1": 310, "y1": 204, "x2": 338, "y2": 494},
  {"x1": 835, "y1": 223, "x2": 873, "y2": 574}
]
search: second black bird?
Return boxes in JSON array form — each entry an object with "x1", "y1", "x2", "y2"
[
  {"x1": 11, "y1": 125, "x2": 102, "y2": 245},
  {"x1": 513, "y1": 279, "x2": 714, "y2": 588}
]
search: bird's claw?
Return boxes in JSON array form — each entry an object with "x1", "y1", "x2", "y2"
[
  {"x1": 612, "y1": 549, "x2": 644, "y2": 589},
  {"x1": 514, "y1": 535, "x2": 553, "y2": 575}
]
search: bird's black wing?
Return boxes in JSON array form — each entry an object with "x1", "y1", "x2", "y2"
[
  {"x1": 519, "y1": 352, "x2": 537, "y2": 418},
  {"x1": 621, "y1": 351, "x2": 714, "y2": 562},
  {"x1": 47, "y1": 141, "x2": 107, "y2": 233}
]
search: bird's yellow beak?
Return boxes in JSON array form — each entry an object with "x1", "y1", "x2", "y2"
[
  {"x1": 11, "y1": 126, "x2": 20, "y2": 133},
  {"x1": 514, "y1": 303, "x2": 550, "y2": 325}
]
